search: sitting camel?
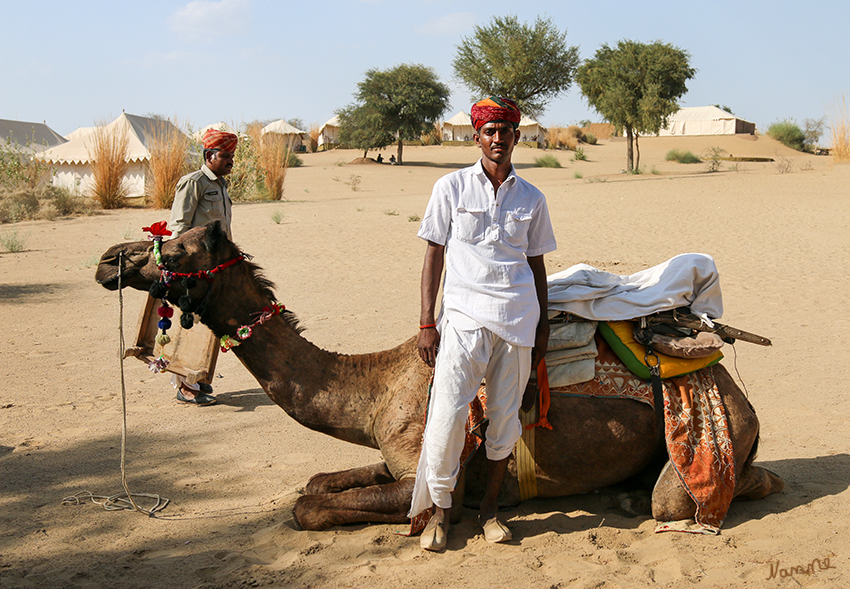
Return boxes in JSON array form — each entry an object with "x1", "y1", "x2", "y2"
[{"x1": 95, "y1": 221, "x2": 783, "y2": 531}]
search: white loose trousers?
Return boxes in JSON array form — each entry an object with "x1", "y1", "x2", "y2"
[{"x1": 409, "y1": 315, "x2": 532, "y2": 514}]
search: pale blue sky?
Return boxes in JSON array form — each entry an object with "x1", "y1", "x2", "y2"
[{"x1": 1, "y1": 0, "x2": 847, "y2": 136}]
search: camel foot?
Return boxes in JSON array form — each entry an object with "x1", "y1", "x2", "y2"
[{"x1": 735, "y1": 465, "x2": 785, "y2": 500}]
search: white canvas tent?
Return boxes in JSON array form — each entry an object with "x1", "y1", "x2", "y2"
[
  {"x1": 65, "y1": 127, "x2": 95, "y2": 142},
  {"x1": 658, "y1": 106, "x2": 756, "y2": 136},
  {"x1": 261, "y1": 120, "x2": 308, "y2": 150},
  {"x1": 38, "y1": 113, "x2": 187, "y2": 198},
  {"x1": 1, "y1": 118, "x2": 66, "y2": 154},
  {"x1": 194, "y1": 122, "x2": 236, "y2": 142},
  {"x1": 318, "y1": 115, "x2": 340, "y2": 151},
  {"x1": 442, "y1": 111, "x2": 475, "y2": 143},
  {"x1": 518, "y1": 115, "x2": 544, "y2": 147}
]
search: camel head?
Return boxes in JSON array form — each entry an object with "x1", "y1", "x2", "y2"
[{"x1": 96, "y1": 221, "x2": 238, "y2": 298}]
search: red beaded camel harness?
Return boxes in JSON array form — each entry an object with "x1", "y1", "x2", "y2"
[{"x1": 142, "y1": 222, "x2": 284, "y2": 373}]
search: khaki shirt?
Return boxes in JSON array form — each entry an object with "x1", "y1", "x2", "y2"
[{"x1": 168, "y1": 164, "x2": 233, "y2": 239}]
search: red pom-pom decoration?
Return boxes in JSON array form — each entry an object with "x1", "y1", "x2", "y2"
[{"x1": 157, "y1": 306, "x2": 174, "y2": 318}]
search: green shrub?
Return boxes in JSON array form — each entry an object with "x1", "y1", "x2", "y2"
[
  {"x1": 573, "y1": 147, "x2": 587, "y2": 161},
  {"x1": 666, "y1": 149, "x2": 701, "y2": 164},
  {"x1": 704, "y1": 146, "x2": 727, "y2": 172},
  {"x1": 0, "y1": 188, "x2": 40, "y2": 223},
  {"x1": 534, "y1": 154, "x2": 562, "y2": 168},
  {"x1": 766, "y1": 119, "x2": 805, "y2": 151},
  {"x1": 584, "y1": 133, "x2": 597, "y2": 145}
]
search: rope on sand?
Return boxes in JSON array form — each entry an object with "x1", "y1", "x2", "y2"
[{"x1": 61, "y1": 252, "x2": 170, "y2": 516}]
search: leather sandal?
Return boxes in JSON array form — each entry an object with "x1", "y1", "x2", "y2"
[
  {"x1": 198, "y1": 382, "x2": 214, "y2": 394},
  {"x1": 480, "y1": 515, "x2": 512, "y2": 543},
  {"x1": 420, "y1": 516, "x2": 448, "y2": 551},
  {"x1": 176, "y1": 387, "x2": 217, "y2": 406}
]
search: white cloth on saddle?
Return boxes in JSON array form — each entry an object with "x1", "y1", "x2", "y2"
[
  {"x1": 547, "y1": 358, "x2": 596, "y2": 388},
  {"x1": 545, "y1": 339, "x2": 597, "y2": 367},
  {"x1": 547, "y1": 320, "x2": 597, "y2": 351},
  {"x1": 546, "y1": 253, "x2": 723, "y2": 324}
]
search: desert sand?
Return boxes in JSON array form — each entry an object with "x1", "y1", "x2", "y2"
[{"x1": 1, "y1": 135, "x2": 848, "y2": 588}]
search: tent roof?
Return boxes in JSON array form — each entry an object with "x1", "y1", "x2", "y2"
[
  {"x1": 38, "y1": 113, "x2": 186, "y2": 165},
  {"x1": 195, "y1": 122, "x2": 237, "y2": 141},
  {"x1": 319, "y1": 115, "x2": 340, "y2": 132},
  {"x1": 519, "y1": 115, "x2": 542, "y2": 127},
  {"x1": 65, "y1": 126, "x2": 95, "y2": 141},
  {"x1": 261, "y1": 119, "x2": 306, "y2": 136},
  {"x1": 669, "y1": 106, "x2": 752, "y2": 123},
  {"x1": 444, "y1": 111, "x2": 471, "y2": 126},
  {"x1": 0, "y1": 118, "x2": 67, "y2": 152}
]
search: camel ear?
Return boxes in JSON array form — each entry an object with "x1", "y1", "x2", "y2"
[{"x1": 204, "y1": 220, "x2": 225, "y2": 252}]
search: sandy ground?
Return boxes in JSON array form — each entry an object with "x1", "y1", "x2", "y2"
[{"x1": 2, "y1": 136, "x2": 849, "y2": 589}]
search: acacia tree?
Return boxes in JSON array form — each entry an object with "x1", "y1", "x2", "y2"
[
  {"x1": 452, "y1": 15, "x2": 580, "y2": 119},
  {"x1": 577, "y1": 40, "x2": 695, "y2": 172},
  {"x1": 339, "y1": 63, "x2": 450, "y2": 165},
  {"x1": 336, "y1": 104, "x2": 395, "y2": 158}
]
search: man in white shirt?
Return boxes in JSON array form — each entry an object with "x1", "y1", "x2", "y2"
[{"x1": 410, "y1": 97, "x2": 557, "y2": 551}]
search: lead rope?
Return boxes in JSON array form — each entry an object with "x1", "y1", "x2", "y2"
[{"x1": 61, "y1": 252, "x2": 169, "y2": 515}]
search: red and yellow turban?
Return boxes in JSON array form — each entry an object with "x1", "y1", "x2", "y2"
[
  {"x1": 470, "y1": 96, "x2": 521, "y2": 131},
  {"x1": 202, "y1": 128, "x2": 238, "y2": 153}
]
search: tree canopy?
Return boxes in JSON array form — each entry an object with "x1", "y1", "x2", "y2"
[
  {"x1": 577, "y1": 40, "x2": 695, "y2": 171},
  {"x1": 336, "y1": 104, "x2": 395, "y2": 159},
  {"x1": 452, "y1": 15, "x2": 580, "y2": 119},
  {"x1": 337, "y1": 63, "x2": 450, "y2": 164}
]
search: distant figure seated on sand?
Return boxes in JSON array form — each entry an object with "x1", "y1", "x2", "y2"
[
  {"x1": 389, "y1": 155, "x2": 396, "y2": 164},
  {"x1": 376, "y1": 154, "x2": 383, "y2": 163}
]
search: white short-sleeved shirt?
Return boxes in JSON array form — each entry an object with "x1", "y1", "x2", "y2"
[{"x1": 418, "y1": 159, "x2": 557, "y2": 346}]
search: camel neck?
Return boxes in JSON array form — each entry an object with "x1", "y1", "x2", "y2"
[{"x1": 200, "y1": 275, "x2": 381, "y2": 449}]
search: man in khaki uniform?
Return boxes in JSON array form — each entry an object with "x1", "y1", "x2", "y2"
[{"x1": 166, "y1": 128, "x2": 238, "y2": 405}]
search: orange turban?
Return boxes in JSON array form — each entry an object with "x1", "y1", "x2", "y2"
[
  {"x1": 470, "y1": 96, "x2": 521, "y2": 131},
  {"x1": 202, "y1": 128, "x2": 238, "y2": 153}
]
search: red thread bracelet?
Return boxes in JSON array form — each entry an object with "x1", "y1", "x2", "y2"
[{"x1": 419, "y1": 323, "x2": 437, "y2": 330}]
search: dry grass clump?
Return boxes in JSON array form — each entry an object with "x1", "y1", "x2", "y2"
[
  {"x1": 146, "y1": 120, "x2": 190, "y2": 209},
  {"x1": 254, "y1": 128, "x2": 292, "y2": 201},
  {"x1": 88, "y1": 122, "x2": 129, "y2": 209},
  {"x1": 546, "y1": 125, "x2": 584, "y2": 150},
  {"x1": 830, "y1": 93, "x2": 850, "y2": 162},
  {"x1": 421, "y1": 122, "x2": 442, "y2": 146},
  {"x1": 308, "y1": 122, "x2": 320, "y2": 153}
]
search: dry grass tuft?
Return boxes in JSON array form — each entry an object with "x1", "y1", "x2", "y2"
[
  {"x1": 421, "y1": 122, "x2": 442, "y2": 146},
  {"x1": 546, "y1": 125, "x2": 584, "y2": 150},
  {"x1": 830, "y1": 93, "x2": 850, "y2": 162},
  {"x1": 88, "y1": 121, "x2": 129, "y2": 209},
  {"x1": 308, "y1": 122, "x2": 320, "y2": 153},
  {"x1": 146, "y1": 120, "x2": 190, "y2": 209},
  {"x1": 256, "y1": 130, "x2": 292, "y2": 201}
]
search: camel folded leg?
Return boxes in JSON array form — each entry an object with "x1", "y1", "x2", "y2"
[
  {"x1": 305, "y1": 462, "x2": 397, "y2": 495},
  {"x1": 293, "y1": 478, "x2": 415, "y2": 530}
]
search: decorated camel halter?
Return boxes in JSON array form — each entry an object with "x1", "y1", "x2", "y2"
[{"x1": 141, "y1": 221, "x2": 282, "y2": 373}]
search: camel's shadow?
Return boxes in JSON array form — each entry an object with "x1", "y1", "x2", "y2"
[
  {"x1": 214, "y1": 387, "x2": 276, "y2": 412},
  {"x1": 461, "y1": 454, "x2": 850, "y2": 538}
]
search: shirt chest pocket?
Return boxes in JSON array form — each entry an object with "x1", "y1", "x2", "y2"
[
  {"x1": 454, "y1": 207, "x2": 486, "y2": 244},
  {"x1": 201, "y1": 190, "x2": 224, "y2": 214},
  {"x1": 503, "y1": 210, "x2": 532, "y2": 247}
]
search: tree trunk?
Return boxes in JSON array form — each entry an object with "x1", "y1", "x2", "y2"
[
  {"x1": 634, "y1": 132, "x2": 641, "y2": 172},
  {"x1": 625, "y1": 126, "x2": 635, "y2": 172},
  {"x1": 397, "y1": 138, "x2": 404, "y2": 166}
]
